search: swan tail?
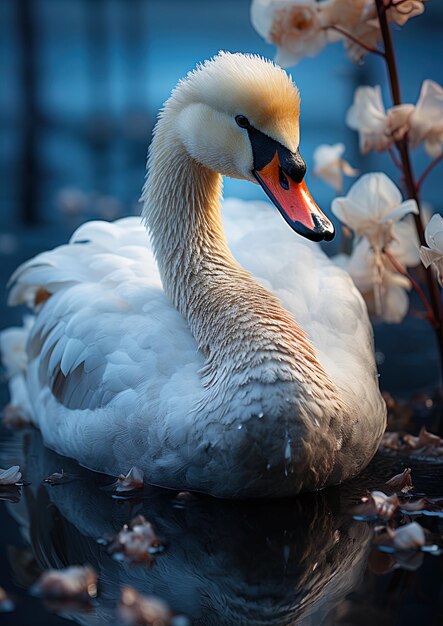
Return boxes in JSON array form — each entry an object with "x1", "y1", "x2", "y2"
[
  {"x1": 0, "y1": 317, "x2": 35, "y2": 424},
  {"x1": 7, "y1": 217, "x2": 146, "y2": 309},
  {"x1": 7, "y1": 242, "x2": 96, "y2": 310}
]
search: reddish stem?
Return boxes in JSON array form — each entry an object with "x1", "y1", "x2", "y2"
[
  {"x1": 375, "y1": 0, "x2": 443, "y2": 381},
  {"x1": 388, "y1": 145, "x2": 403, "y2": 170},
  {"x1": 416, "y1": 153, "x2": 443, "y2": 193},
  {"x1": 324, "y1": 25, "x2": 386, "y2": 57}
]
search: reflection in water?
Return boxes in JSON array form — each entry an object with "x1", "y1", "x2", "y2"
[{"x1": 1, "y1": 428, "x2": 375, "y2": 625}]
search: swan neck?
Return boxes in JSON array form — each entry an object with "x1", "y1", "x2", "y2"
[
  {"x1": 142, "y1": 122, "x2": 236, "y2": 315},
  {"x1": 142, "y1": 115, "x2": 337, "y2": 417}
]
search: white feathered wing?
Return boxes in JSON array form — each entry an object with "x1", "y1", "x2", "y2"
[{"x1": 4, "y1": 200, "x2": 382, "y2": 478}]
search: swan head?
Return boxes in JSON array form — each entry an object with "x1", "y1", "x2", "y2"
[{"x1": 170, "y1": 51, "x2": 334, "y2": 243}]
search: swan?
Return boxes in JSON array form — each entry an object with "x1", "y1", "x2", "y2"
[{"x1": 2, "y1": 52, "x2": 386, "y2": 498}]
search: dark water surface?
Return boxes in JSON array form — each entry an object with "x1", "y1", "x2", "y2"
[{"x1": 0, "y1": 421, "x2": 442, "y2": 626}]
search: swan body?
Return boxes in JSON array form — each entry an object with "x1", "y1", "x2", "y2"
[{"x1": 3, "y1": 53, "x2": 386, "y2": 497}]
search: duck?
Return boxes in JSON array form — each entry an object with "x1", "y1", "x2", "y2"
[{"x1": 2, "y1": 52, "x2": 386, "y2": 498}]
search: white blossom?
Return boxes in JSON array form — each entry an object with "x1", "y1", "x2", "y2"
[
  {"x1": 333, "y1": 174, "x2": 420, "y2": 323},
  {"x1": 388, "y1": 216, "x2": 421, "y2": 267},
  {"x1": 251, "y1": 0, "x2": 330, "y2": 67},
  {"x1": 347, "y1": 80, "x2": 443, "y2": 157},
  {"x1": 332, "y1": 172, "x2": 418, "y2": 252},
  {"x1": 313, "y1": 143, "x2": 358, "y2": 192},
  {"x1": 345, "y1": 238, "x2": 412, "y2": 323},
  {"x1": 409, "y1": 80, "x2": 443, "y2": 157},
  {"x1": 346, "y1": 86, "x2": 389, "y2": 153},
  {"x1": 251, "y1": 0, "x2": 428, "y2": 67},
  {"x1": 342, "y1": 18, "x2": 381, "y2": 63},
  {"x1": 420, "y1": 213, "x2": 443, "y2": 285},
  {"x1": 387, "y1": 104, "x2": 416, "y2": 142},
  {"x1": 386, "y1": 0, "x2": 428, "y2": 27},
  {"x1": 346, "y1": 86, "x2": 413, "y2": 153},
  {"x1": 250, "y1": 0, "x2": 368, "y2": 67},
  {"x1": 362, "y1": 0, "x2": 428, "y2": 29},
  {"x1": 339, "y1": 215, "x2": 420, "y2": 323}
]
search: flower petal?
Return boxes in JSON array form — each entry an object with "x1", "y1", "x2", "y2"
[
  {"x1": 392, "y1": 522, "x2": 425, "y2": 550},
  {"x1": 424, "y1": 213, "x2": 443, "y2": 251},
  {"x1": 381, "y1": 199, "x2": 419, "y2": 223},
  {"x1": 115, "y1": 466, "x2": 144, "y2": 493},
  {"x1": 409, "y1": 79, "x2": 443, "y2": 150},
  {"x1": 313, "y1": 143, "x2": 357, "y2": 192},
  {"x1": 346, "y1": 239, "x2": 377, "y2": 292},
  {"x1": 382, "y1": 280, "x2": 410, "y2": 323},
  {"x1": 424, "y1": 137, "x2": 443, "y2": 157},
  {"x1": 389, "y1": 217, "x2": 420, "y2": 267},
  {"x1": 274, "y1": 46, "x2": 300, "y2": 68},
  {"x1": 251, "y1": 0, "x2": 329, "y2": 66},
  {"x1": 341, "y1": 159, "x2": 359, "y2": 177},
  {"x1": 387, "y1": 0, "x2": 426, "y2": 27},
  {"x1": 348, "y1": 173, "x2": 402, "y2": 219},
  {"x1": 332, "y1": 173, "x2": 406, "y2": 238},
  {"x1": 346, "y1": 85, "x2": 387, "y2": 133},
  {"x1": 33, "y1": 566, "x2": 98, "y2": 600},
  {"x1": 420, "y1": 246, "x2": 442, "y2": 268},
  {"x1": 420, "y1": 246, "x2": 443, "y2": 286},
  {"x1": 386, "y1": 104, "x2": 414, "y2": 141},
  {"x1": 313, "y1": 143, "x2": 345, "y2": 169},
  {"x1": 0, "y1": 465, "x2": 22, "y2": 485}
]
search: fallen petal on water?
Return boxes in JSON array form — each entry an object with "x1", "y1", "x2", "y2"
[
  {"x1": 119, "y1": 586, "x2": 174, "y2": 626},
  {"x1": 399, "y1": 498, "x2": 429, "y2": 513},
  {"x1": 371, "y1": 491, "x2": 400, "y2": 520},
  {"x1": 352, "y1": 491, "x2": 399, "y2": 520},
  {"x1": 404, "y1": 426, "x2": 442, "y2": 450},
  {"x1": 32, "y1": 565, "x2": 97, "y2": 601},
  {"x1": 175, "y1": 491, "x2": 196, "y2": 501},
  {"x1": 392, "y1": 522, "x2": 426, "y2": 550},
  {"x1": 385, "y1": 467, "x2": 413, "y2": 493},
  {"x1": 417, "y1": 426, "x2": 442, "y2": 447},
  {"x1": 114, "y1": 467, "x2": 144, "y2": 493},
  {"x1": 106, "y1": 515, "x2": 166, "y2": 563},
  {"x1": 43, "y1": 469, "x2": 71, "y2": 485},
  {"x1": 0, "y1": 587, "x2": 15, "y2": 612},
  {"x1": 0, "y1": 466, "x2": 22, "y2": 486}
]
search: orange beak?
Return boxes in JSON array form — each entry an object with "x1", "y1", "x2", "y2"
[{"x1": 253, "y1": 152, "x2": 335, "y2": 242}]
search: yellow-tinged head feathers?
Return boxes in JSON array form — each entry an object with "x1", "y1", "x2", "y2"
[{"x1": 169, "y1": 51, "x2": 301, "y2": 153}]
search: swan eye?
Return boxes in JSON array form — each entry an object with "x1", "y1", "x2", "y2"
[{"x1": 235, "y1": 115, "x2": 251, "y2": 129}]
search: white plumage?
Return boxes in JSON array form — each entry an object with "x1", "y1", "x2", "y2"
[{"x1": 2, "y1": 53, "x2": 386, "y2": 497}]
